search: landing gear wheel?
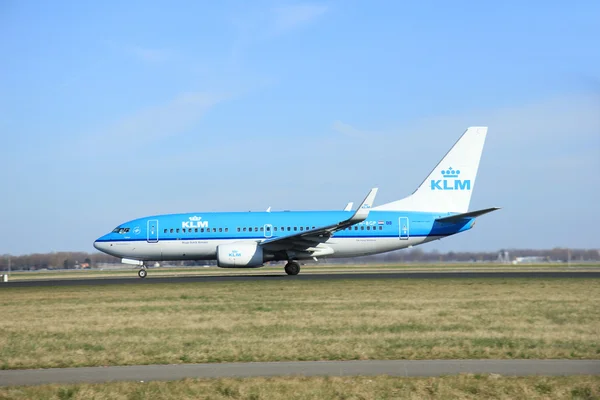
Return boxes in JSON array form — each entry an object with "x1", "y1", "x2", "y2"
[
  {"x1": 284, "y1": 261, "x2": 300, "y2": 276},
  {"x1": 138, "y1": 269, "x2": 147, "y2": 279}
]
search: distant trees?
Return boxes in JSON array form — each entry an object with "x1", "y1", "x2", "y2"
[
  {"x1": 0, "y1": 248, "x2": 598, "y2": 271},
  {"x1": 328, "y1": 247, "x2": 600, "y2": 265},
  {"x1": 0, "y1": 252, "x2": 120, "y2": 271}
]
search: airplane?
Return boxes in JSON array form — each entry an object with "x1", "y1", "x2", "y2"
[{"x1": 94, "y1": 126, "x2": 499, "y2": 278}]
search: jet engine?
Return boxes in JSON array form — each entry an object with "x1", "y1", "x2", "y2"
[{"x1": 217, "y1": 242, "x2": 264, "y2": 268}]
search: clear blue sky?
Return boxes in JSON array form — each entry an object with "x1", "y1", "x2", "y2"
[{"x1": 1, "y1": 1, "x2": 599, "y2": 255}]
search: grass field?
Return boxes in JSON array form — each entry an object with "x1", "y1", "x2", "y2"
[
  {"x1": 1, "y1": 375, "x2": 599, "y2": 400},
  {"x1": 1, "y1": 278, "x2": 598, "y2": 370}
]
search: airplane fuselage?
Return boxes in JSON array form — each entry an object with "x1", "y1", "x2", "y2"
[{"x1": 94, "y1": 210, "x2": 474, "y2": 263}]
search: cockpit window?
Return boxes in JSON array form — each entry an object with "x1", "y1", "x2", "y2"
[{"x1": 113, "y1": 227, "x2": 130, "y2": 234}]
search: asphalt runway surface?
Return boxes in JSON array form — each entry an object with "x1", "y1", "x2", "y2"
[
  {"x1": 3, "y1": 271, "x2": 600, "y2": 287},
  {"x1": 1, "y1": 360, "x2": 599, "y2": 386}
]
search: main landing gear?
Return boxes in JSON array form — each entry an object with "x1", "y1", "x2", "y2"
[
  {"x1": 138, "y1": 265, "x2": 147, "y2": 279},
  {"x1": 284, "y1": 261, "x2": 300, "y2": 276}
]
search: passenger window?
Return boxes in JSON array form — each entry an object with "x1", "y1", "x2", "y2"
[
  {"x1": 367, "y1": 226, "x2": 370, "y2": 230},
  {"x1": 225, "y1": 228, "x2": 229, "y2": 232},
  {"x1": 274, "y1": 227, "x2": 278, "y2": 231},
  {"x1": 287, "y1": 227, "x2": 291, "y2": 231},
  {"x1": 293, "y1": 227, "x2": 297, "y2": 231},
  {"x1": 361, "y1": 226, "x2": 364, "y2": 230},
  {"x1": 260, "y1": 227, "x2": 263, "y2": 231},
  {"x1": 312, "y1": 226, "x2": 315, "y2": 229},
  {"x1": 201, "y1": 228, "x2": 204, "y2": 233},
  {"x1": 306, "y1": 226, "x2": 309, "y2": 231},
  {"x1": 170, "y1": 228, "x2": 174, "y2": 233},
  {"x1": 300, "y1": 227, "x2": 303, "y2": 231},
  {"x1": 219, "y1": 228, "x2": 222, "y2": 232},
  {"x1": 163, "y1": 229, "x2": 167, "y2": 233},
  {"x1": 379, "y1": 226, "x2": 382, "y2": 230},
  {"x1": 176, "y1": 228, "x2": 180, "y2": 233},
  {"x1": 182, "y1": 228, "x2": 186, "y2": 233},
  {"x1": 243, "y1": 227, "x2": 247, "y2": 232},
  {"x1": 213, "y1": 228, "x2": 216, "y2": 232},
  {"x1": 195, "y1": 228, "x2": 198, "y2": 232},
  {"x1": 237, "y1": 227, "x2": 241, "y2": 232},
  {"x1": 354, "y1": 226, "x2": 358, "y2": 230}
]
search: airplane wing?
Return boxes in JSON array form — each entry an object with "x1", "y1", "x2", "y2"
[{"x1": 260, "y1": 188, "x2": 378, "y2": 254}]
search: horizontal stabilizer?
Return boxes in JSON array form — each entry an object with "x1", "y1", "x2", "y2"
[{"x1": 435, "y1": 207, "x2": 500, "y2": 223}]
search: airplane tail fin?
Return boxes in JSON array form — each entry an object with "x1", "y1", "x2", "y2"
[{"x1": 373, "y1": 126, "x2": 488, "y2": 213}]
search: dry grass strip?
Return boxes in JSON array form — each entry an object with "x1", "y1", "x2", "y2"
[{"x1": 1, "y1": 279, "x2": 598, "y2": 369}]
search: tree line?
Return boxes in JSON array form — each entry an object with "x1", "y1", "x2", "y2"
[
  {"x1": 0, "y1": 247, "x2": 598, "y2": 271},
  {"x1": 0, "y1": 252, "x2": 120, "y2": 271},
  {"x1": 335, "y1": 247, "x2": 599, "y2": 264}
]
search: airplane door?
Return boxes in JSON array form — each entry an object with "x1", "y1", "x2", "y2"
[
  {"x1": 147, "y1": 219, "x2": 159, "y2": 243},
  {"x1": 399, "y1": 217, "x2": 409, "y2": 240},
  {"x1": 264, "y1": 224, "x2": 273, "y2": 238}
]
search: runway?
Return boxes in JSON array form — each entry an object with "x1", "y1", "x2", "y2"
[
  {"x1": 1, "y1": 360, "x2": 598, "y2": 386},
  {"x1": 4, "y1": 271, "x2": 600, "y2": 287}
]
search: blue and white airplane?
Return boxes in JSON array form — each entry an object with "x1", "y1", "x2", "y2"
[{"x1": 94, "y1": 127, "x2": 498, "y2": 278}]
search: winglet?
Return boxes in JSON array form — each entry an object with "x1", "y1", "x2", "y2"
[
  {"x1": 350, "y1": 188, "x2": 378, "y2": 222},
  {"x1": 343, "y1": 202, "x2": 354, "y2": 211}
]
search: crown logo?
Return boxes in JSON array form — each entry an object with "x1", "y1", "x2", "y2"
[
  {"x1": 189, "y1": 216, "x2": 202, "y2": 221},
  {"x1": 441, "y1": 167, "x2": 460, "y2": 178}
]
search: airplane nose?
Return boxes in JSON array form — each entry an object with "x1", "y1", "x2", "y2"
[
  {"x1": 94, "y1": 237, "x2": 120, "y2": 258},
  {"x1": 94, "y1": 238, "x2": 109, "y2": 252}
]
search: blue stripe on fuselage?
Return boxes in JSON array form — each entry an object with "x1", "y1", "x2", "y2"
[{"x1": 97, "y1": 210, "x2": 473, "y2": 243}]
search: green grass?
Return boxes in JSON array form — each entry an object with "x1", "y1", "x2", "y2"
[
  {"x1": 0, "y1": 279, "x2": 599, "y2": 369},
  {"x1": 1, "y1": 375, "x2": 599, "y2": 400}
]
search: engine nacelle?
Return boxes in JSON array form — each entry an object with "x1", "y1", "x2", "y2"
[{"x1": 217, "y1": 242, "x2": 264, "y2": 268}]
